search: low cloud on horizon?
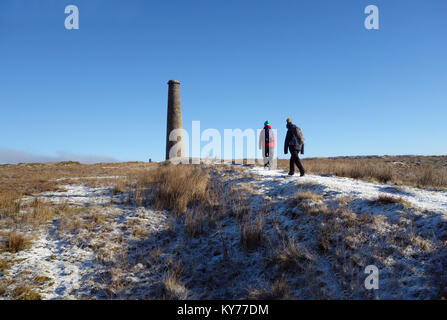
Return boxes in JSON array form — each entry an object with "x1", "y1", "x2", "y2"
[{"x1": 0, "y1": 148, "x2": 119, "y2": 164}]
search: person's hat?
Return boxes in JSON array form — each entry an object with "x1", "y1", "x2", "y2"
[
  {"x1": 286, "y1": 118, "x2": 292, "y2": 123},
  {"x1": 264, "y1": 120, "x2": 270, "y2": 126}
]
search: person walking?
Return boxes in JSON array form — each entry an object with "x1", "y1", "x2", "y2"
[
  {"x1": 284, "y1": 118, "x2": 305, "y2": 176},
  {"x1": 259, "y1": 120, "x2": 275, "y2": 169}
]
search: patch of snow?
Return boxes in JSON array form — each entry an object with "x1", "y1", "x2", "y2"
[
  {"x1": 249, "y1": 167, "x2": 447, "y2": 214},
  {"x1": 6, "y1": 231, "x2": 96, "y2": 299},
  {"x1": 36, "y1": 184, "x2": 113, "y2": 205}
]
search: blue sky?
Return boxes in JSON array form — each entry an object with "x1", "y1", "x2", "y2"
[{"x1": 0, "y1": 0, "x2": 446, "y2": 163}]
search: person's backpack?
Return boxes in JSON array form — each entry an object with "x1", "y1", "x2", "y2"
[
  {"x1": 289, "y1": 125, "x2": 304, "y2": 146},
  {"x1": 296, "y1": 127, "x2": 305, "y2": 154},
  {"x1": 295, "y1": 126, "x2": 304, "y2": 145}
]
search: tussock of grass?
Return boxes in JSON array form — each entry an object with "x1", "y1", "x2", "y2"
[
  {"x1": 162, "y1": 271, "x2": 188, "y2": 300},
  {"x1": 0, "y1": 193, "x2": 21, "y2": 219},
  {"x1": 248, "y1": 276, "x2": 290, "y2": 300},
  {"x1": 2, "y1": 231, "x2": 32, "y2": 253},
  {"x1": 299, "y1": 202, "x2": 329, "y2": 216},
  {"x1": 28, "y1": 198, "x2": 54, "y2": 225},
  {"x1": 239, "y1": 214, "x2": 264, "y2": 250},
  {"x1": 338, "y1": 197, "x2": 351, "y2": 206},
  {"x1": 0, "y1": 258, "x2": 11, "y2": 273},
  {"x1": 91, "y1": 213, "x2": 106, "y2": 225},
  {"x1": 33, "y1": 275, "x2": 52, "y2": 284},
  {"x1": 10, "y1": 284, "x2": 41, "y2": 300},
  {"x1": 0, "y1": 281, "x2": 7, "y2": 296},
  {"x1": 131, "y1": 225, "x2": 148, "y2": 239},
  {"x1": 138, "y1": 164, "x2": 210, "y2": 213},
  {"x1": 184, "y1": 208, "x2": 208, "y2": 238},
  {"x1": 55, "y1": 202, "x2": 87, "y2": 235},
  {"x1": 274, "y1": 238, "x2": 314, "y2": 271},
  {"x1": 296, "y1": 191, "x2": 323, "y2": 202},
  {"x1": 112, "y1": 180, "x2": 127, "y2": 195},
  {"x1": 318, "y1": 223, "x2": 332, "y2": 253},
  {"x1": 371, "y1": 195, "x2": 410, "y2": 207},
  {"x1": 56, "y1": 202, "x2": 85, "y2": 216},
  {"x1": 417, "y1": 167, "x2": 447, "y2": 189}
]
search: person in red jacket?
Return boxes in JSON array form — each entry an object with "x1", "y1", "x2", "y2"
[{"x1": 259, "y1": 120, "x2": 275, "y2": 169}]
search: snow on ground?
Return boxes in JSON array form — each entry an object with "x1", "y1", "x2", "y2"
[
  {"x1": 5, "y1": 230, "x2": 96, "y2": 299},
  {"x1": 1, "y1": 183, "x2": 169, "y2": 299},
  {"x1": 37, "y1": 184, "x2": 114, "y2": 205},
  {"x1": 236, "y1": 165, "x2": 447, "y2": 299},
  {"x1": 1, "y1": 164, "x2": 446, "y2": 299},
  {"x1": 249, "y1": 166, "x2": 447, "y2": 214}
]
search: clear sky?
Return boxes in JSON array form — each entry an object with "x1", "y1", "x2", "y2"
[{"x1": 0, "y1": 0, "x2": 446, "y2": 163}]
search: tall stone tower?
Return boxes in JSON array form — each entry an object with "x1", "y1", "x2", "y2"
[{"x1": 165, "y1": 80, "x2": 184, "y2": 160}]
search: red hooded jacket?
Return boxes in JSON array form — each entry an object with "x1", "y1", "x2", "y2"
[{"x1": 258, "y1": 125, "x2": 275, "y2": 149}]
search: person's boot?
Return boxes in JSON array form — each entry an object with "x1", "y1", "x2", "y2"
[
  {"x1": 300, "y1": 171, "x2": 305, "y2": 177},
  {"x1": 288, "y1": 172, "x2": 294, "y2": 176}
]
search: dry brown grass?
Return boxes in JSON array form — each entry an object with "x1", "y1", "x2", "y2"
[
  {"x1": 298, "y1": 202, "x2": 329, "y2": 216},
  {"x1": 417, "y1": 166, "x2": 447, "y2": 188},
  {"x1": 296, "y1": 191, "x2": 323, "y2": 202},
  {"x1": 375, "y1": 195, "x2": 403, "y2": 205},
  {"x1": 149, "y1": 165, "x2": 210, "y2": 213},
  {"x1": 0, "y1": 192, "x2": 21, "y2": 219},
  {"x1": 91, "y1": 212, "x2": 106, "y2": 225},
  {"x1": 239, "y1": 213, "x2": 264, "y2": 250},
  {"x1": 274, "y1": 238, "x2": 314, "y2": 271},
  {"x1": 112, "y1": 177, "x2": 128, "y2": 195},
  {"x1": 0, "y1": 281, "x2": 7, "y2": 296},
  {"x1": 28, "y1": 198, "x2": 55, "y2": 225},
  {"x1": 102, "y1": 266, "x2": 124, "y2": 298},
  {"x1": 370, "y1": 195, "x2": 411, "y2": 208},
  {"x1": 248, "y1": 276, "x2": 290, "y2": 300},
  {"x1": 33, "y1": 275, "x2": 52, "y2": 285},
  {"x1": 131, "y1": 225, "x2": 148, "y2": 239},
  {"x1": 2, "y1": 231, "x2": 32, "y2": 253},
  {"x1": 278, "y1": 156, "x2": 447, "y2": 189},
  {"x1": 124, "y1": 164, "x2": 212, "y2": 214},
  {"x1": 0, "y1": 258, "x2": 10, "y2": 273},
  {"x1": 161, "y1": 270, "x2": 188, "y2": 300},
  {"x1": 437, "y1": 266, "x2": 447, "y2": 300},
  {"x1": 0, "y1": 161, "x2": 156, "y2": 232},
  {"x1": 184, "y1": 207, "x2": 214, "y2": 238},
  {"x1": 230, "y1": 195, "x2": 250, "y2": 221},
  {"x1": 10, "y1": 284, "x2": 41, "y2": 300},
  {"x1": 57, "y1": 206, "x2": 87, "y2": 236},
  {"x1": 0, "y1": 196, "x2": 57, "y2": 227},
  {"x1": 317, "y1": 222, "x2": 333, "y2": 253},
  {"x1": 0, "y1": 161, "x2": 155, "y2": 197},
  {"x1": 277, "y1": 158, "x2": 393, "y2": 183}
]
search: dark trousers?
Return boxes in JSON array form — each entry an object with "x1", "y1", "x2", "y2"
[
  {"x1": 263, "y1": 147, "x2": 273, "y2": 167},
  {"x1": 289, "y1": 149, "x2": 305, "y2": 175}
]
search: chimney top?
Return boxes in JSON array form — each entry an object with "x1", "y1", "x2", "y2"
[{"x1": 168, "y1": 80, "x2": 180, "y2": 85}]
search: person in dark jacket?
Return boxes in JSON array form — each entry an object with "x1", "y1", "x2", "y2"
[{"x1": 284, "y1": 118, "x2": 305, "y2": 176}]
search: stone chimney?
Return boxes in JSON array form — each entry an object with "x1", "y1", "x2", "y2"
[{"x1": 165, "y1": 80, "x2": 184, "y2": 160}]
